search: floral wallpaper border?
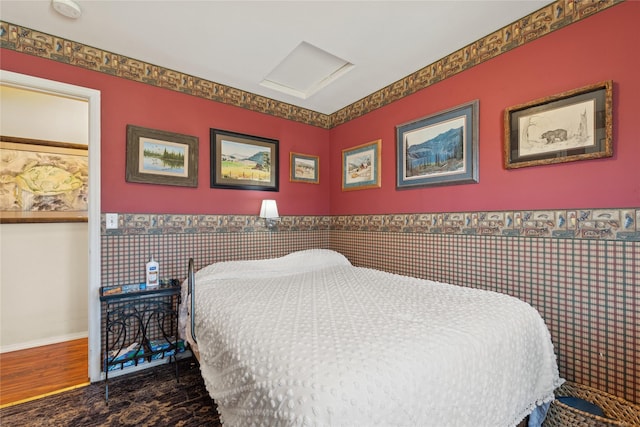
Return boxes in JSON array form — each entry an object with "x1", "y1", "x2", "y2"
[
  {"x1": 0, "y1": 0, "x2": 622, "y2": 129},
  {"x1": 103, "y1": 207, "x2": 640, "y2": 241}
]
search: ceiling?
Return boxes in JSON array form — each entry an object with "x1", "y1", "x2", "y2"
[{"x1": 0, "y1": 0, "x2": 552, "y2": 115}]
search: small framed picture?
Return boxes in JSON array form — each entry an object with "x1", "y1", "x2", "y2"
[
  {"x1": 210, "y1": 129, "x2": 279, "y2": 191},
  {"x1": 290, "y1": 152, "x2": 319, "y2": 184},
  {"x1": 396, "y1": 100, "x2": 479, "y2": 189},
  {"x1": 126, "y1": 125, "x2": 198, "y2": 187},
  {"x1": 504, "y1": 80, "x2": 613, "y2": 169},
  {"x1": 342, "y1": 139, "x2": 381, "y2": 191}
]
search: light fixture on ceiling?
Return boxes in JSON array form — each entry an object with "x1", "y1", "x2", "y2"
[
  {"x1": 261, "y1": 41, "x2": 354, "y2": 100},
  {"x1": 52, "y1": 0, "x2": 82, "y2": 19},
  {"x1": 259, "y1": 200, "x2": 280, "y2": 229}
]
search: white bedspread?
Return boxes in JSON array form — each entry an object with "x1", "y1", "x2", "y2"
[{"x1": 183, "y1": 249, "x2": 562, "y2": 426}]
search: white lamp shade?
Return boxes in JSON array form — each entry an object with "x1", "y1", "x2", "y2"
[{"x1": 259, "y1": 200, "x2": 279, "y2": 219}]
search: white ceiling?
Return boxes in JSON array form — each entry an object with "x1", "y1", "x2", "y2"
[{"x1": 0, "y1": 0, "x2": 552, "y2": 115}]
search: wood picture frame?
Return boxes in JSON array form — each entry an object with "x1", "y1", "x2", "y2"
[
  {"x1": 504, "y1": 81, "x2": 613, "y2": 169},
  {"x1": 342, "y1": 139, "x2": 381, "y2": 191},
  {"x1": 290, "y1": 152, "x2": 319, "y2": 184},
  {"x1": 396, "y1": 100, "x2": 479, "y2": 189},
  {"x1": 0, "y1": 136, "x2": 88, "y2": 223},
  {"x1": 126, "y1": 125, "x2": 199, "y2": 187},
  {"x1": 210, "y1": 129, "x2": 279, "y2": 191}
]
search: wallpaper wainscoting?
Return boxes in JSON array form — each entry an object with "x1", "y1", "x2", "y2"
[
  {"x1": 101, "y1": 209, "x2": 638, "y2": 404},
  {"x1": 101, "y1": 230, "x2": 330, "y2": 286},
  {"x1": 331, "y1": 231, "x2": 638, "y2": 405}
]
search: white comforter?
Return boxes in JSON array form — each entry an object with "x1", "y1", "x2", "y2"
[{"x1": 183, "y1": 249, "x2": 562, "y2": 427}]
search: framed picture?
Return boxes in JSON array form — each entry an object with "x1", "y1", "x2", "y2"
[
  {"x1": 290, "y1": 152, "x2": 319, "y2": 184},
  {"x1": 342, "y1": 139, "x2": 381, "y2": 191},
  {"x1": 126, "y1": 125, "x2": 198, "y2": 187},
  {"x1": 396, "y1": 100, "x2": 479, "y2": 189},
  {"x1": 504, "y1": 80, "x2": 613, "y2": 169},
  {"x1": 0, "y1": 136, "x2": 88, "y2": 223},
  {"x1": 210, "y1": 129, "x2": 279, "y2": 191}
]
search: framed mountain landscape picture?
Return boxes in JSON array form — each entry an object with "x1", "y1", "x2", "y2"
[
  {"x1": 210, "y1": 129, "x2": 279, "y2": 191},
  {"x1": 396, "y1": 100, "x2": 479, "y2": 189}
]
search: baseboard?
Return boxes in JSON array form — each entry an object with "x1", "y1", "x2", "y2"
[{"x1": 0, "y1": 332, "x2": 88, "y2": 354}]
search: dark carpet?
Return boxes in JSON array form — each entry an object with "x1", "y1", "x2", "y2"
[{"x1": 0, "y1": 358, "x2": 221, "y2": 426}]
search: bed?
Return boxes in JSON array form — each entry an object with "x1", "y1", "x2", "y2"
[{"x1": 180, "y1": 249, "x2": 562, "y2": 426}]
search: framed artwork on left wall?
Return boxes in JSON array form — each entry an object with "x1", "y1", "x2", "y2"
[
  {"x1": 126, "y1": 125, "x2": 199, "y2": 187},
  {"x1": 290, "y1": 152, "x2": 319, "y2": 184},
  {"x1": 210, "y1": 129, "x2": 279, "y2": 191}
]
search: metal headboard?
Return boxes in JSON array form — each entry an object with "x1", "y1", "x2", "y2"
[{"x1": 188, "y1": 257, "x2": 197, "y2": 344}]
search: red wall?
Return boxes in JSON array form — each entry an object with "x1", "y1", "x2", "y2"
[
  {"x1": 329, "y1": 2, "x2": 640, "y2": 214},
  {"x1": 0, "y1": 49, "x2": 331, "y2": 215},
  {"x1": 2, "y1": 2, "x2": 638, "y2": 216}
]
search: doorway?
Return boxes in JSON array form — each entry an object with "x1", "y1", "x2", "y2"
[{"x1": 0, "y1": 70, "x2": 102, "y2": 383}]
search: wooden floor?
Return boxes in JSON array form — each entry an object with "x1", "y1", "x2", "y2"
[{"x1": 0, "y1": 338, "x2": 89, "y2": 407}]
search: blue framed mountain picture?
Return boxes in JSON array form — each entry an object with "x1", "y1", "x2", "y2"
[{"x1": 396, "y1": 100, "x2": 478, "y2": 188}]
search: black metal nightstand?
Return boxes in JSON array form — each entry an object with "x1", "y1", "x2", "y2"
[{"x1": 99, "y1": 285, "x2": 183, "y2": 402}]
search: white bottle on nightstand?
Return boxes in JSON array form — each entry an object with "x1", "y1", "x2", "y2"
[{"x1": 146, "y1": 256, "x2": 160, "y2": 288}]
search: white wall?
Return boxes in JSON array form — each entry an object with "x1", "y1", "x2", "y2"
[
  {"x1": 1, "y1": 85, "x2": 88, "y2": 144},
  {"x1": 0, "y1": 223, "x2": 88, "y2": 350},
  {"x1": 0, "y1": 84, "x2": 89, "y2": 351}
]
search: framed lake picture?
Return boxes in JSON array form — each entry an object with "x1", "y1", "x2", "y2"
[
  {"x1": 396, "y1": 100, "x2": 479, "y2": 189},
  {"x1": 210, "y1": 129, "x2": 279, "y2": 191},
  {"x1": 504, "y1": 80, "x2": 613, "y2": 169},
  {"x1": 126, "y1": 125, "x2": 199, "y2": 187}
]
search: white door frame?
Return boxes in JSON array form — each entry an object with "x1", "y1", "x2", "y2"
[{"x1": 0, "y1": 70, "x2": 103, "y2": 381}]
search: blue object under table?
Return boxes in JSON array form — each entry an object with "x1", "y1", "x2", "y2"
[{"x1": 557, "y1": 396, "x2": 606, "y2": 417}]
